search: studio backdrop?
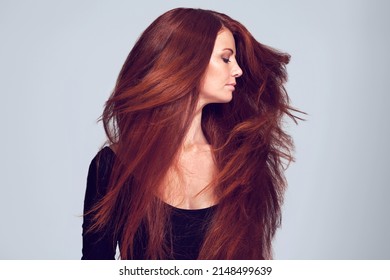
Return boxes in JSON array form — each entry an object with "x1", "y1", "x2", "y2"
[{"x1": 0, "y1": 0, "x2": 389, "y2": 259}]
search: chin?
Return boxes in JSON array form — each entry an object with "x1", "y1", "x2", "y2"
[
  {"x1": 199, "y1": 92, "x2": 233, "y2": 106},
  {"x1": 213, "y1": 93, "x2": 233, "y2": 104},
  {"x1": 222, "y1": 98, "x2": 233, "y2": 103},
  {"x1": 219, "y1": 95, "x2": 233, "y2": 103}
]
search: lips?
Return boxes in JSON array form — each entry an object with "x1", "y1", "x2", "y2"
[{"x1": 226, "y1": 83, "x2": 236, "y2": 91}]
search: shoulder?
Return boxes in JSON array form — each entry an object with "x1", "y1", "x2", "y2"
[
  {"x1": 86, "y1": 146, "x2": 116, "y2": 195},
  {"x1": 91, "y1": 146, "x2": 116, "y2": 170}
]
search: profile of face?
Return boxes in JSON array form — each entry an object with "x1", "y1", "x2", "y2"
[{"x1": 199, "y1": 28, "x2": 243, "y2": 108}]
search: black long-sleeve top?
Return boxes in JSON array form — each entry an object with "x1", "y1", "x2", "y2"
[{"x1": 82, "y1": 147, "x2": 216, "y2": 259}]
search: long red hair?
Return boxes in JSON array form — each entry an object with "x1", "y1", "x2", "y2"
[{"x1": 89, "y1": 8, "x2": 300, "y2": 259}]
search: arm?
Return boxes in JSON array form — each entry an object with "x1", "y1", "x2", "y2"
[{"x1": 82, "y1": 147, "x2": 117, "y2": 260}]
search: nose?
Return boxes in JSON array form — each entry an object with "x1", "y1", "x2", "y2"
[{"x1": 232, "y1": 62, "x2": 243, "y2": 78}]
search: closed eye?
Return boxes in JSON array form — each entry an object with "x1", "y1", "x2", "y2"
[{"x1": 222, "y1": 57, "x2": 231, "y2": 63}]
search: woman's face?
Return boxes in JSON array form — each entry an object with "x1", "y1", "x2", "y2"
[{"x1": 199, "y1": 28, "x2": 243, "y2": 107}]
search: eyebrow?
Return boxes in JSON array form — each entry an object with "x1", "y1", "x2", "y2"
[{"x1": 222, "y1": 48, "x2": 235, "y2": 54}]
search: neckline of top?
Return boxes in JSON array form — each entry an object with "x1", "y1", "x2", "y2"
[{"x1": 166, "y1": 203, "x2": 218, "y2": 212}]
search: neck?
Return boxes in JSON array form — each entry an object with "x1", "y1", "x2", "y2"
[{"x1": 182, "y1": 107, "x2": 208, "y2": 151}]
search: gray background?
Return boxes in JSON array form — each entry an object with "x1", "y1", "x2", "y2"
[{"x1": 1, "y1": 0, "x2": 389, "y2": 259}]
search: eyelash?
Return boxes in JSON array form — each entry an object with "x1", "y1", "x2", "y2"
[{"x1": 222, "y1": 57, "x2": 231, "y2": 63}]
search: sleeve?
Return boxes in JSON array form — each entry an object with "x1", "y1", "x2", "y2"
[{"x1": 81, "y1": 147, "x2": 117, "y2": 260}]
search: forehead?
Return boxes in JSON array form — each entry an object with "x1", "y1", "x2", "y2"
[{"x1": 213, "y1": 29, "x2": 236, "y2": 53}]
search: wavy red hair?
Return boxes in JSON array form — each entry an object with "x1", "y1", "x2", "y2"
[{"x1": 88, "y1": 8, "x2": 301, "y2": 259}]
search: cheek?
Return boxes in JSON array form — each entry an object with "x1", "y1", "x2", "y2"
[
  {"x1": 207, "y1": 65, "x2": 226, "y2": 85},
  {"x1": 201, "y1": 60, "x2": 229, "y2": 93},
  {"x1": 202, "y1": 69, "x2": 216, "y2": 88}
]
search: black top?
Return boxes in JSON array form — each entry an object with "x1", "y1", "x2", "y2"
[{"x1": 82, "y1": 147, "x2": 216, "y2": 259}]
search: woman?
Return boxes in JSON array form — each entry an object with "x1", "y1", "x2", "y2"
[{"x1": 82, "y1": 7, "x2": 299, "y2": 260}]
